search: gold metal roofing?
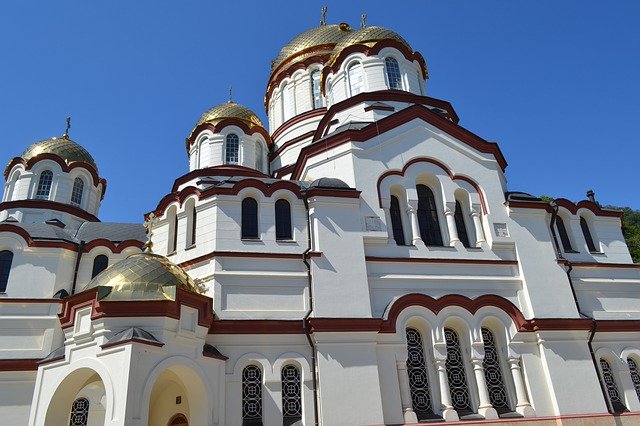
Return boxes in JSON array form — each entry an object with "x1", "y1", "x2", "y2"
[
  {"x1": 271, "y1": 24, "x2": 353, "y2": 73},
  {"x1": 192, "y1": 102, "x2": 264, "y2": 137},
  {"x1": 329, "y1": 26, "x2": 413, "y2": 64},
  {"x1": 86, "y1": 253, "x2": 199, "y2": 301},
  {"x1": 21, "y1": 136, "x2": 98, "y2": 171}
]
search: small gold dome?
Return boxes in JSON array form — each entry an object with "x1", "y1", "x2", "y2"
[
  {"x1": 193, "y1": 101, "x2": 264, "y2": 132},
  {"x1": 85, "y1": 253, "x2": 200, "y2": 301},
  {"x1": 21, "y1": 136, "x2": 98, "y2": 171},
  {"x1": 271, "y1": 24, "x2": 353, "y2": 73},
  {"x1": 328, "y1": 26, "x2": 413, "y2": 65}
]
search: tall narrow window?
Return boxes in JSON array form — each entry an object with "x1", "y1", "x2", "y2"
[
  {"x1": 69, "y1": 397, "x2": 90, "y2": 426},
  {"x1": 445, "y1": 328, "x2": 473, "y2": 416},
  {"x1": 282, "y1": 83, "x2": 293, "y2": 122},
  {"x1": 311, "y1": 70, "x2": 324, "y2": 108},
  {"x1": 91, "y1": 255, "x2": 109, "y2": 279},
  {"x1": 242, "y1": 198, "x2": 259, "y2": 239},
  {"x1": 282, "y1": 365, "x2": 302, "y2": 425},
  {"x1": 416, "y1": 185, "x2": 443, "y2": 246},
  {"x1": 627, "y1": 358, "x2": 640, "y2": 403},
  {"x1": 481, "y1": 328, "x2": 511, "y2": 414},
  {"x1": 187, "y1": 203, "x2": 197, "y2": 247},
  {"x1": 242, "y1": 365, "x2": 263, "y2": 425},
  {"x1": 172, "y1": 215, "x2": 178, "y2": 253},
  {"x1": 580, "y1": 217, "x2": 597, "y2": 252},
  {"x1": 600, "y1": 358, "x2": 626, "y2": 413},
  {"x1": 454, "y1": 201, "x2": 470, "y2": 248},
  {"x1": 390, "y1": 195, "x2": 405, "y2": 245},
  {"x1": 167, "y1": 208, "x2": 178, "y2": 254},
  {"x1": 0, "y1": 251, "x2": 13, "y2": 293},
  {"x1": 255, "y1": 142, "x2": 264, "y2": 173},
  {"x1": 275, "y1": 199, "x2": 292, "y2": 240},
  {"x1": 385, "y1": 57, "x2": 402, "y2": 90},
  {"x1": 347, "y1": 62, "x2": 365, "y2": 96},
  {"x1": 406, "y1": 328, "x2": 436, "y2": 421},
  {"x1": 226, "y1": 134, "x2": 240, "y2": 164},
  {"x1": 35, "y1": 170, "x2": 53, "y2": 200},
  {"x1": 555, "y1": 216, "x2": 573, "y2": 252},
  {"x1": 71, "y1": 177, "x2": 84, "y2": 207}
]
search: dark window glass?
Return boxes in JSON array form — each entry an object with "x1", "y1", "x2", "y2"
[
  {"x1": 406, "y1": 328, "x2": 436, "y2": 421},
  {"x1": 556, "y1": 216, "x2": 573, "y2": 252},
  {"x1": 600, "y1": 358, "x2": 627, "y2": 413},
  {"x1": 385, "y1": 57, "x2": 402, "y2": 90},
  {"x1": 445, "y1": 328, "x2": 473, "y2": 416},
  {"x1": 71, "y1": 178, "x2": 84, "y2": 207},
  {"x1": 390, "y1": 195, "x2": 405, "y2": 245},
  {"x1": 226, "y1": 134, "x2": 239, "y2": 164},
  {"x1": 0, "y1": 251, "x2": 13, "y2": 292},
  {"x1": 481, "y1": 328, "x2": 511, "y2": 414},
  {"x1": 275, "y1": 199, "x2": 292, "y2": 240},
  {"x1": 242, "y1": 198, "x2": 259, "y2": 239},
  {"x1": 35, "y1": 170, "x2": 53, "y2": 199},
  {"x1": 172, "y1": 214, "x2": 178, "y2": 253},
  {"x1": 191, "y1": 205, "x2": 197, "y2": 246},
  {"x1": 242, "y1": 365, "x2": 263, "y2": 425},
  {"x1": 69, "y1": 397, "x2": 90, "y2": 426},
  {"x1": 416, "y1": 185, "x2": 443, "y2": 246},
  {"x1": 282, "y1": 365, "x2": 302, "y2": 425},
  {"x1": 454, "y1": 201, "x2": 470, "y2": 248},
  {"x1": 91, "y1": 255, "x2": 109, "y2": 278},
  {"x1": 580, "y1": 217, "x2": 597, "y2": 252}
]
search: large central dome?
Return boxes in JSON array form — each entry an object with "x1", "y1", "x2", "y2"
[{"x1": 20, "y1": 135, "x2": 98, "y2": 172}]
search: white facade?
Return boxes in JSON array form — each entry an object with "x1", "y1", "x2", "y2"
[{"x1": 0, "y1": 17, "x2": 639, "y2": 426}]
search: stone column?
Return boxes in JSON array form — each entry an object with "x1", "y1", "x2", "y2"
[
  {"x1": 444, "y1": 203, "x2": 459, "y2": 247},
  {"x1": 434, "y1": 358, "x2": 459, "y2": 421},
  {"x1": 508, "y1": 357, "x2": 535, "y2": 416},
  {"x1": 407, "y1": 204, "x2": 422, "y2": 246},
  {"x1": 396, "y1": 360, "x2": 418, "y2": 423},
  {"x1": 470, "y1": 206, "x2": 486, "y2": 247},
  {"x1": 471, "y1": 358, "x2": 499, "y2": 419}
]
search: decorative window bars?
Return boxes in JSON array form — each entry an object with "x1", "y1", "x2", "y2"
[
  {"x1": 69, "y1": 397, "x2": 90, "y2": 426},
  {"x1": 282, "y1": 365, "x2": 302, "y2": 425},
  {"x1": 628, "y1": 358, "x2": 640, "y2": 403},
  {"x1": 406, "y1": 328, "x2": 436, "y2": 420},
  {"x1": 481, "y1": 328, "x2": 511, "y2": 414},
  {"x1": 445, "y1": 328, "x2": 473, "y2": 416},
  {"x1": 242, "y1": 365, "x2": 263, "y2": 425},
  {"x1": 600, "y1": 358, "x2": 627, "y2": 413}
]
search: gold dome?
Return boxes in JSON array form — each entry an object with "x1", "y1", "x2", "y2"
[
  {"x1": 193, "y1": 101, "x2": 264, "y2": 133},
  {"x1": 329, "y1": 26, "x2": 413, "y2": 64},
  {"x1": 21, "y1": 136, "x2": 98, "y2": 171},
  {"x1": 85, "y1": 253, "x2": 200, "y2": 301},
  {"x1": 271, "y1": 24, "x2": 353, "y2": 73}
]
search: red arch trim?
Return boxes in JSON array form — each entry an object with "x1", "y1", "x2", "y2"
[
  {"x1": 554, "y1": 198, "x2": 623, "y2": 218},
  {"x1": 376, "y1": 156, "x2": 488, "y2": 214},
  {"x1": 83, "y1": 239, "x2": 144, "y2": 254},
  {"x1": 266, "y1": 55, "x2": 332, "y2": 109},
  {"x1": 185, "y1": 119, "x2": 273, "y2": 153}
]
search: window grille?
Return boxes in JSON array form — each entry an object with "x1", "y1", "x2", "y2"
[
  {"x1": 600, "y1": 358, "x2": 627, "y2": 413},
  {"x1": 242, "y1": 198, "x2": 259, "y2": 239},
  {"x1": 406, "y1": 328, "x2": 436, "y2": 420},
  {"x1": 91, "y1": 255, "x2": 109, "y2": 279},
  {"x1": 311, "y1": 70, "x2": 324, "y2": 108},
  {"x1": 226, "y1": 134, "x2": 240, "y2": 164},
  {"x1": 242, "y1": 365, "x2": 263, "y2": 425},
  {"x1": 445, "y1": 328, "x2": 473, "y2": 416},
  {"x1": 481, "y1": 328, "x2": 511, "y2": 413},
  {"x1": 0, "y1": 251, "x2": 13, "y2": 292},
  {"x1": 282, "y1": 365, "x2": 302, "y2": 425},
  {"x1": 71, "y1": 177, "x2": 84, "y2": 207},
  {"x1": 580, "y1": 217, "x2": 597, "y2": 252},
  {"x1": 556, "y1": 216, "x2": 573, "y2": 252},
  {"x1": 416, "y1": 184, "x2": 443, "y2": 246},
  {"x1": 390, "y1": 195, "x2": 405, "y2": 245},
  {"x1": 275, "y1": 199, "x2": 292, "y2": 240},
  {"x1": 385, "y1": 57, "x2": 402, "y2": 90},
  {"x1": 454, "y1": 201, "x2": 470, "y2": 248},
  {"x1": 69, "y1": 397, "x2": 90, "y2": 426},
  {"x1": 628, "y1": 358, "x2": 640, "y2": 403},
  {"x1": 35, "y1": 170, "x2": 53, "y2": 200},
  {"x1": 255, "y1": 142, "x2": 264, "y2": 173},
  {"x1": 348, "y1": 63, "x2": 365, "y2": 95}
]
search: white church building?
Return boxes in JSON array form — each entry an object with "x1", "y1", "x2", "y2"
[{"x1": 1, "y1": 14, "x2": 639, "y2": 426}]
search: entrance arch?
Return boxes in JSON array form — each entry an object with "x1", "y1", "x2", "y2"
[{"x1": 44, "y1": 368, "x2": 106, "y2": 426}]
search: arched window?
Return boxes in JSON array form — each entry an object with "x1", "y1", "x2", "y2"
[
  {"x1": 347, "y1": 62, "x2": 365, "y2": 96},
  {"x1": 628, "y1": 358, "x2": 640, "y2": 403},
  {"x1": 35, "y1": 170, "x2": 53, "y2": 200},
  {"x1": 390, "y1": 195, "x2": 405, "y2": 245},
  {"x1": 385, "y1": 57, "x2": 402, "y2": 90},
  {"x1": 71, "y1": 177, "x2": 84, "y2": 207},
  {"x1": 4, "y1": 171, "x2": 19, "y2": 202},
  {"x1": 481, "y1": 328, "x2": 511, "y2": 414},
  {"x1": 454, "y1": 201, "x2": 470, "y2": 248},
  {"x1": 167, "y1": 208, "x2": 178, "y2": 254},
  {"x1": 242, "y1": 198, "x2": 259, "y2": 239},
  {"x1": 554, "y1": 216, "x2": 573, "y2": 252},
  {"x1": 91, "y1": 255, "x2": 109, "y2": 279},
  {"x1": 255, "y1": 142, "x2": 264, "y2": 173},
  {"x1": 69, "y1": 397, "x2": 90, "y2": 426},
  {"x1": 445, "y1": 328, "x2": 473, "y2": 416},
  {"x1": 282, "y1": 83, "x2": 293, "y2": 122},
  {"x1": 282, "y1": 365, "x2": 302, "y2": 425},
  {"x1": 169, "y1": 414, "x2": 188, "y2": 425},
  {"x1": 580, "y1": 217, "x2": 597, "y2": 252},
  {"x1": 406, "y1": 328, "x2": 436, "y2": 421},
  {"x1": 311, "y1": 69, "x2": 324, "y2": 108},
  {"x1": 600, "y1": 358, "x2": 626, "y2": 413},
  {"x1": 226, "y1": 134, "x2": 240, "y2": 164},
  {"x1": 416, "y1": 185, "x2": 443, "y2": 246},
  {"x1": 242, "y1": 365, "x2": 263, "y2": 425},
  {"x1": 275, "y1": 199, "x2": 292, "y2": 241},
  {"x1": 0, "y1": 251, "x2": 13, "y2": 293},
  {"x1": 188, "y1": 204, "x2": 197, "y2": 247}
]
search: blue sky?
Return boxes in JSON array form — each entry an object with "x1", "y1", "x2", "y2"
[{"x1": 1, "y1": 1, "x2": 639, "y2": 223}]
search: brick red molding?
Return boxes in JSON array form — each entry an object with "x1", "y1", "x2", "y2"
[
  {"x1": 365, "y1": 257, "x2": 518, "y2": 266},
  {"x1": 0, "y1": 200, "x2": 100, "y2": 222},
  {"x1": 556, "y1": 259, "x2": 640, "y2": 269},
  {"x1": 185, "y1": 119, "x2": 273, "y2": 153},
  {"x1": 270, "y1": 131, "x2": 316, "y2": 161},
  {"x1": 273, "y1": 164, "x2": 295, "y2": 179},
  {"x1": 554, "y1": 198, "x2": 623, "y2": 218},
  {"x1": 179, "y1": 250, "x2": 321, "y2": 269},
  {"x1": 271, "y1": 109, "x2": 326, "y2": 142},
  {"x1": 0, "y1": 358, "x2": 40, "y2": 371},
  {"x1": 171, "y1": 165, "x2": 268, "y2": 193}
]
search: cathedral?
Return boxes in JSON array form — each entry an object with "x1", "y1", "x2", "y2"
[{"x1": 1, "y1": 12, "x2": 639, "y2": 426}]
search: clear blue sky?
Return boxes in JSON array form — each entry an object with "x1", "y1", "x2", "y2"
[{"x1": 1, "y1": 1, "x2": 639, "y2": 223}]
